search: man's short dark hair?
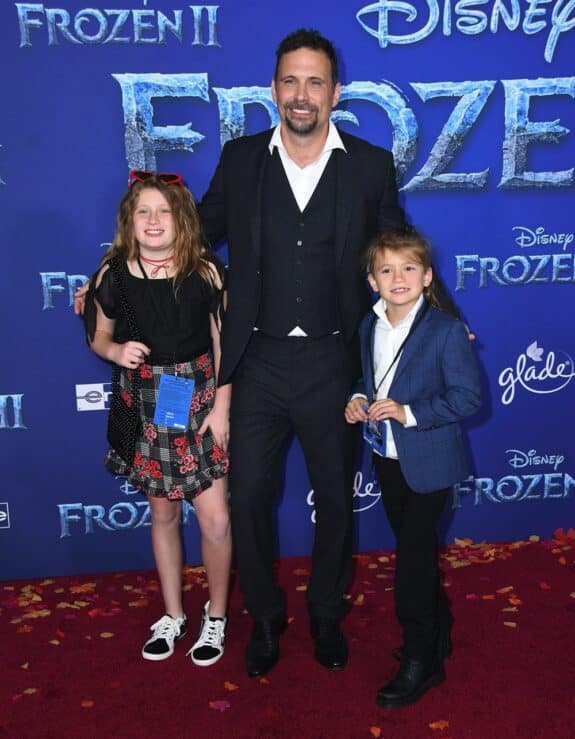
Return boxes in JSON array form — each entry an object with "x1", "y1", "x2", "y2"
[{"x1": 274, "y1": 29, "x2": 339, "y2": 86}]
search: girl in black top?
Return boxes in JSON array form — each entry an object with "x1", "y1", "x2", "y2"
[{"x1": 85, "y1": 171, "x2": 231, "y2": 666}]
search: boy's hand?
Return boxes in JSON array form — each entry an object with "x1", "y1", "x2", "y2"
[
  {"x1": 368, "y1": 398, "x2": 406, "y2": 425},
  {"x1": 345, "y1": 397, "x2": 369, "y2": 424}
]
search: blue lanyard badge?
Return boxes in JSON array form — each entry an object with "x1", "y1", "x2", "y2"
[
  {"x1": 153, "y1": 374, "x2": 195, "y2": 429},
  {"x1": 362, "y1": 420, "x2": 386, "y2": 457}
]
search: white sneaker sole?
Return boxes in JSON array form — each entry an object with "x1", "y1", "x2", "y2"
[
  {"x1": 141, "y1": 630, "x2": 187, "y2": 661},
  {"x1": 190, "y1": 648, "x2": 224, "y2": 667},
  {"x1": 141, "y1": 646, "x2": 175, "y2": 661}
]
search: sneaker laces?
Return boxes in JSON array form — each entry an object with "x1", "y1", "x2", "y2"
[
  {"x1": 198, "y1": 616, "x2": 225, "y2": 648},
  {"x1": 150, "y1": 615, "x2": 182, "y2": 642}
]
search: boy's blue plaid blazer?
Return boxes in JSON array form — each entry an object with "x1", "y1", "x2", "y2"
[{"x1": 354, "y1": 302, "x2": 482, "y2": 494}]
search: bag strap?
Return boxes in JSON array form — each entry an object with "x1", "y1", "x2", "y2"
[
  {"x1": 106, "y1": 256, "x2": 142, "y2": 395},
  {"x1": 107, "y1": 256, "x2": 141, "y2": 343}
]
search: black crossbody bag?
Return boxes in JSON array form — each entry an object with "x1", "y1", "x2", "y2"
[{"x1": 106, "y1": 257, "x2": 142, "y2": 465}]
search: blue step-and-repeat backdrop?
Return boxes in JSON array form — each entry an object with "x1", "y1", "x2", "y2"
[{"x1": 1, "y1": 1, "x2": 574, "y2": 580}]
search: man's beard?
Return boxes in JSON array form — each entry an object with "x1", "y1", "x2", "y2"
[{"x1": 283, "y1": 103, "x2": 319, "y2": 135}]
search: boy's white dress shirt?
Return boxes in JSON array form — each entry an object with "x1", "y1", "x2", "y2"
[{"x1": 361, "y1": 296, "x2": 423, "y2": 458}]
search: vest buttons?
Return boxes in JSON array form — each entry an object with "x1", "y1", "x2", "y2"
[
  {"x1": 296, "y1": 240, "x2": 303, "y2": 246},
  {"x1": 296, "y1": 296, "x2": 303, "y2": 303}
]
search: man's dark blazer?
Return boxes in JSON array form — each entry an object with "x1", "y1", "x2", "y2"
[
  {"x1": 354, "y1": 303, "x2": 482, "y2": 494},
  {"x1": 198, "y1": 128, "x2": 405, "y2": 385}
]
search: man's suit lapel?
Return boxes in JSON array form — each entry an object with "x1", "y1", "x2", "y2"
[
  {"x1": 249, "y1": 135, "x2": 273, "y2": 261},
  {"x1": 334, "y1": 148, "x2": 353, "y2": 266}
]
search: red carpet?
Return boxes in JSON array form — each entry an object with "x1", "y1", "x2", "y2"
[{"x1": 2, "y1": 531, "x2": 575, "y2": 739}]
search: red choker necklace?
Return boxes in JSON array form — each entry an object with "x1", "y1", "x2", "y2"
[{"x1": 139, "y1": 254, "x2": 173, "y2": 278}]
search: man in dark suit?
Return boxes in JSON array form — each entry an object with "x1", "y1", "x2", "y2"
[{"x1": 199, "y1": 28, "x2": 405, "y2": 678}]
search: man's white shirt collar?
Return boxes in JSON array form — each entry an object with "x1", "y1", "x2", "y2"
[{"x1": 268, "y1": 121, "x2": 347, "y2": 161}]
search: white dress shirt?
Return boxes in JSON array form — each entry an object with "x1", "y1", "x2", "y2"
[
  {"x1": 363, "y1": 296, "x2": 423, "y2": 458},
  {"x1": 268, "y1": 121, "x2": 347, "y2": 211}
]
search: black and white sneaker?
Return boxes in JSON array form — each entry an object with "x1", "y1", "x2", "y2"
[
  {"x1": 187, "y1": 601, "x2": 226, "y2": 666},
  {"x1": 142, "y1": 614, "x2": 188, "y2": 661}
]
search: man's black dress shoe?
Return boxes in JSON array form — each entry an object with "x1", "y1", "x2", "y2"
[
  {"x1": 245, "y1": 618, "x2": 285, "y2": 678},
  {"x1": 311, "y1": 617, "x2": 348, "y2": 670},
  {"x1": 376, "y1": 657, "x2": 445, "y2": 708}
]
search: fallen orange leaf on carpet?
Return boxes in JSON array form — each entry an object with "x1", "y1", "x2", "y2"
[
  {"x1": 81, "y1": 700, "x2": 95, "y2": 708},
  {"x1": 23, "y1": 609, "x2": 51, "y2": 619},
  {"x1": 429, "y1": 719, "x2": 449, "y2": 730},
  {"x1": 69, "y1": 583, "x2": 96, "y2": 594},
  {"x1": 224, "y1": 682, "x2": 238, "y2": 692},
  {"x1": 369, "y1": 727, "x2": 382, "y2": 737}
]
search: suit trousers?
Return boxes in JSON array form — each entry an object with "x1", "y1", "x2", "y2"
[
  {"x1": 229, "y1": 331, "x2": 355, "y2": 621},
  {"x1": 374, "y1": 456, "x2": 450, "y2": 664}
]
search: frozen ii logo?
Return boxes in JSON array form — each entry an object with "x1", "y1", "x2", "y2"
[
  {"x1": 498, "y1": 341, "x2": 575, "y2": 404},
  {"x1": 355, "y1": 0, "x2": 575, "y2": 63},
  {"x1": 16, "y1": 2, "x2": 219, "y2": 46},
  {"x1": 58, "y1": 476, "x2": 197, "y2": 537},
  {"x1": 456, "y1": 224, "x2": 575, "y2": 290},
  {"x1": 453, "y1": 446, "x2": 573, "y2": 506},
  {"x1": 111, "y1": 73, "x2": 575, "y2": 193},
  {"x1": 13, "y1": 4, "x2": 575, "y2": 192}
]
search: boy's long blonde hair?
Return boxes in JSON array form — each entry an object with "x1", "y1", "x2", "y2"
[{"x1": 365, "y1": 226, "x2": 460, "y2": 317}]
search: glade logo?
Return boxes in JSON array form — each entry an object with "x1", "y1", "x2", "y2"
[
  {"x1": 0, "y1": 502, "x2": 11, "y2": 529},
  {"x1": 352, "y1": 470, "x2": 381, "y2": 512},
  {"x1": 513, "y1": 226, "x2": 574, "y2": 250},
  {"x1": 75, "y1": 383, "x2": 112, "y2": 411},
  {"x1": 506, "y1": 448, "x2": 565, "y2": 472},
  {"x1": 499, "y1": 341, "x2": 575, "y2": 405},
  {"x1": 354, "y1": 0, "x2": 572, "y2": 63},
  {"x1": 306, "y1": 470, "x2": 381, "y2": 522}
]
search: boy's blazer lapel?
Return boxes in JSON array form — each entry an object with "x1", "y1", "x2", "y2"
[
  {"x1": 362, "y1": 311, "x2": 377, "y2": 399},
  {"x1": 391, "y1": 303, "x2": 432, "y2": 387}
]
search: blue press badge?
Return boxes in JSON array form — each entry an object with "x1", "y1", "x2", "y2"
[
  {"x1": 153, "y1": 374, "x2": 195, "y2": 429},
  {"x1": 362, "y1": 420, "x2": 386, "y2": 457}
]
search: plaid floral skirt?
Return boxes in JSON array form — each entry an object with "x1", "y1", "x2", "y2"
[{"x1": 105, "y1": 352, "x2": 229, "y2": 502}]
